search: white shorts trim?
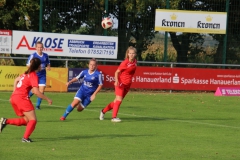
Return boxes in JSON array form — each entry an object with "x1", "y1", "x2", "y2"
[{"x1": 74, "y1": 97, "x2": 85, "y2": 108}]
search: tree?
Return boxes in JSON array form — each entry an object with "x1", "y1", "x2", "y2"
[
  {"x1": 110, "y1": 0, "x2": 162, "y2": 61},
  {"x1": 173, "y1": 0, "x2": 240, "y2": 65},
  {"x1": 0, "y1": 0, "x2": 40, "y2": 65}
]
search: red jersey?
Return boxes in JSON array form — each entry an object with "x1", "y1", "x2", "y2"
[
  {"x1": 118, "y1": 59, "x2": 137, "y2": 85},
  {"x1": 11, "y1": 72, "x2": 39, "y2": 99}
]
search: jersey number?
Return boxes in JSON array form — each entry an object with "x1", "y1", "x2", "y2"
[{"x1": 17, "y1": 77, "x2": 25, "y2": 88}]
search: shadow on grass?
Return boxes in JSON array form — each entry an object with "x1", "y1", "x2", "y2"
[
  {"x1": 38, "y1": 115, "x2": 236, "y2": 123},
  {"x1": 35, "y1": 134, "x2": 154, "y2": 142}
]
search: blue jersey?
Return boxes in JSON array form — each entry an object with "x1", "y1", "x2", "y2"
[
  {"x1": 26, "y1": 52, "x2": 50, "y2": 77},
  {"x1": 76, "y1": 69, "x2": 103, "y2": 96}
]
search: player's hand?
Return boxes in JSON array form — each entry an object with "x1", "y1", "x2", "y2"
[
  {"x1": 47, "y1": 98, "x2": 52, "y2": 105},
  {"x1": 90, "y1": 94, "x2": 96, "y2": 101},
  {"x1": 66, "y1": 82, "x2": 71, "y2": 86},
  {"x1": 47, "y1": 67, "x2": 51, "y2": 71},
  {"x1": 114, "y1": 81, "x2": 118, "y2": 86}
]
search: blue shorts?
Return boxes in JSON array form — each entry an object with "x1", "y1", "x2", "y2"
[
  {"x1": 74, "y1": 89, "x2": 91, "y2": 108},
  {"x1": 38, "y1": 75, "x2": 46, "y2": 86}
]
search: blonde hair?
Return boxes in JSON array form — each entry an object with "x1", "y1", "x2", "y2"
[
  {"x1": 89, "y1": 58, "x2": 98, "y2": 65},
  {"x1": 35, "y1": 41, "x2": 44, "y2": 47},
  {"x1": 125, "y1": 46, "x2": 137, "y2": 59}
]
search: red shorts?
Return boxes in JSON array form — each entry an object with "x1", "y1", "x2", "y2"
[
  {"x1": 115, "y1": 83, "x2": 130, "y2": 98},
  {"x1": 10, "y1": 95, "x2": 34, "y2": 117}
]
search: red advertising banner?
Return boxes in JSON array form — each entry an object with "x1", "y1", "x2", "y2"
[{"x1": 97, "y1": 65, "x2": 240, "y2": 91}]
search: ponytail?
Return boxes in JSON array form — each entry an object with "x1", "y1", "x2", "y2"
[{"x1": 25, "y1": 58, "x2": 41, "y2": 74}]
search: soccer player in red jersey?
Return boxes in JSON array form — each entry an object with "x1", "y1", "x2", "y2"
[
  {"x1": 99, "y1": 46, "x2": 137, "y2": 122},
  {"x1": 0, "y1": 58, "x2": 52, "y2": 142}
]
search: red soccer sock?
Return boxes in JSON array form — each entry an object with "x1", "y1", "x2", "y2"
[
  {"x1": 112, "y1": 100, "x2": 122, "y2": 118},
  {"x1": 102, "y1": 102, "x2": 114, "y2": 113},
  {"x1": 6, "y1": 118, "x2": 27, "y2": 126},
  {"x1": 23, "y1": 120, "x2": 37, "y2": 139}
]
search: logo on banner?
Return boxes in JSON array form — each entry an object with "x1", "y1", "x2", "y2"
[
  {"x1": 173, "y1": 73, "x2": 179, "y2": 83},
  {"x1": 222, "y1": 89, "x2": 226, "y2": 94},
  {"x1": 170, "y1": 14, "x2": 177, "y2": 20},
  {"x1": 16, "y1": 35, "x2": 64, "y2": 52},
  {"x1": 206, "y1": 15, "x2": 213, "y2": 22}
]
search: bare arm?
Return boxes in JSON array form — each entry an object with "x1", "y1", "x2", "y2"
[
  {"x1": 47, "y1": 64, "x2": 51, "y2": 71},
  {"x1": 93, "y1": 85, "x2": 103, "y2": 96},
  {"x1": 114, "y1": 69, "x2": 121, "y2": 86},
  {"x1": 66, "y1": 77, "x2": 79, "y2": 87},
  {"x1": 90, "y1": 85, "x2": 103, "y2": 101},
  {"x1": 32, "y1": 87, "x2": 52, "y2": 105}
]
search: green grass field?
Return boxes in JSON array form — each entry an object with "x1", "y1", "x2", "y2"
[{"x1": 0, "y1": 91, "x2": 240, "y2": 160}]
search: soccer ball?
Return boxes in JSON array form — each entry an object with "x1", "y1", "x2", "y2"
[{"x1": 101, "y1": 17, "x2": 113, "y2": 29}]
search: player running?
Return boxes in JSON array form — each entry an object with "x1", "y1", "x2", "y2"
[
  {"x1": 99, "y1": 46, "x2": 137, "y2": 122},
  {"x1": 60, "y1": 58, "x2": 103, "y2": 121},
  {"x1": 27, "y1": 41, "x2": 51, "y2": 110},
  {"x1": 0, "y1": 58, "x2": 52, "y2": 142}
]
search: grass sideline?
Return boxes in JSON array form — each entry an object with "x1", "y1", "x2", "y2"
[{"x1": 0, "y1": 91, "x2": 240, "y2": 160}]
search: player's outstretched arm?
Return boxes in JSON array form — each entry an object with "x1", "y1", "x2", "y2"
[
  {"x1": 66, "y1": 77, "x2": 78, "y2": 86},
  {"x1": 32, "y1": 87, "x2": 52, "y2": 105}
]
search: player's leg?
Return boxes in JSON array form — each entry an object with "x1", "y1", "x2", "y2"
[
  {"x1": 102, "y1": 102, "x2": 114, "y2": 113},
  {"x1": 1, "y1": 97, "x2": 29, "y2": 133},
  {"x1": 60, "y1": 90, "x2": 82, "y2": 120},
  {"x1": 99, "y1": 101, "x2": 115, "y2": 120},
  {"x1": 76, "y1": 103, "x2": 84, "y2": 112},
  {"x1": 99, "y1": 86, "x2": 123, "y2": 121},
  {"x1": 36, "y1": 85, "x2": 45, "y2": 109},
  {"x1": 36, "y1": 76, "x2": 46, "y2": 110},
  {"x1": 77, "y1": 95, "x2": 91, "y2": 112},
  {"x1": 22, "y1": 110, "x2": 37, "y2": 142},
  {"x1": 60, "y1": 99, "x2": 80, "y2": 120},
  {"x1": 111, "y1": 85, "x2": 128, "y2": 122},
  {"x1": 28, "y1": 89, "x2": 34, "y2": 98}
]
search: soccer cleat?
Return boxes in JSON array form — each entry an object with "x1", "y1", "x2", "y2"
[
  {"x1": 60, "y1": 117, "x2": 66, "y2": 121},
  {"x1": 99, "y1": 111, "x2": 105, "y2": 120},
  {"x1": 111, "y1": 118, "x2": 121, "y2": 122},
  {"x1": 0, "y1": 117, "x2": 7, "y2": 133},
  {"x1": 22, "y1": 138, "x2": 33, "y2": 143},
  {"x1": 36, "y1": 106, "x2": 41, "y2": 110}
]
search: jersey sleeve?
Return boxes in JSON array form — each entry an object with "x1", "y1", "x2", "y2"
[
  {"x1": 98, "y1": 72, "x2": 103, "y2": 85},
  {"x1": 30, "y1": 73, "x2": 39, "y2": 87},
  {"x1": 118, "y1": 60, "x2": 127, "y2": 72},
  {"x1": 26, "y1": 54, "x2": 34, "y2": 66},
  {"x1": 75, "y1": 70, "x2": 84, "y2": 80}
]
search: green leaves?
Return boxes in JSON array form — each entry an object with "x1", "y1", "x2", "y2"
[{"x1": 0, "y1": 0, "x2": 39, "y2": 30}]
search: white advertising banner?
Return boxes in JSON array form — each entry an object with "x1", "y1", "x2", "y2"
[
  {"x1": 155, "y1": 9, "x2": 227, "y2": 34},
  {"x1": 0, "y1": 30, "x2": 12, "y2": 53},
  {"x1": 12, "y1": 30, "x2": 118, "y2": 59}
]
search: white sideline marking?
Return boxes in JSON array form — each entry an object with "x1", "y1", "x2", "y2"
[{"x1": 0, "y1": 98, "x2": 239, "y2": 129}]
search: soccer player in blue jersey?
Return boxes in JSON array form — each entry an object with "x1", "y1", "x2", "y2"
[
  {"x1": 26, "y1": 41, "x2": 51, "y2": 110},
  {"x1": 60, "y1": 58, "x2": 103, "y2": 121}
]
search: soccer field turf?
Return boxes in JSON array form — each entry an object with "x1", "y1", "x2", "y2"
[{"x1": 0, "y1": 91, "x2": 240, "y2": 160}]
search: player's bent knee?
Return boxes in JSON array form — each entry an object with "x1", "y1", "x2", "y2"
[{"x1": 77, "y1": 105, "x2": 84, "y2": 112}]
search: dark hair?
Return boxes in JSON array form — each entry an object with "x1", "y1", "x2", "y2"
[{"x1": 25, "y1": 58, "x2": 41, "y2": 74}]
